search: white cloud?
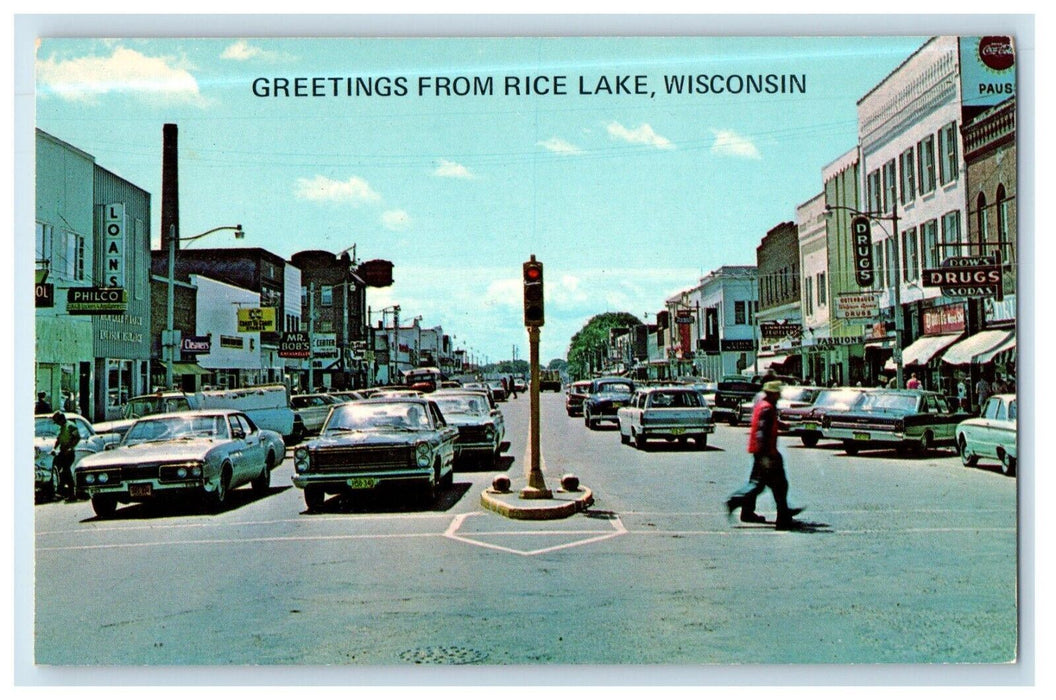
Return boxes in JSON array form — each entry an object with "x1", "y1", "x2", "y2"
[
  {"x1": 36, "y1": 46, "x2": 205, "y2": 105},
  {"x1": 433, "y1": 159, "x2": 475, "y2": 179},
  {"x1": 710, "y1": 129, "x2": 762, "y2": 159},
  {"x1": 221, "y1": 41, "x2": 264, "y2": 61},
  {"x1": 537, "y1": 137, "x2": 583, "y2": 155},
  {"x1": 294, "y1": 175, "x2": 381, "y2": 205},
  {"x1": 381, "y1": 209, "x2": 411, "y2": 231},
  {"x1": 606, "y1": 121, "x2": 674, "y2": 150}
]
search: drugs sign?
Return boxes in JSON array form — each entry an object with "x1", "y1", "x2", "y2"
[
  {"x1": 835, "y1": 292, "x2": 881, "y2": 320},
  {"x1": 922, "y1": 256, "x2": 1003, "y2": 298},
  {"x1": 851, "y1": 216, "x2": 875, "y2": 288}
]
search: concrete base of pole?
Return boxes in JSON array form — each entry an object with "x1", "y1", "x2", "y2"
[{"x1": 518, "y1": 486, "x2": 553, "y2": 499}]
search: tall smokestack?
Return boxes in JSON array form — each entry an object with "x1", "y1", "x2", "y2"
[{"x1": 161, "y1": 123, "x2": 179, "y2": 251}]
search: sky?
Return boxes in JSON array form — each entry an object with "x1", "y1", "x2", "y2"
[{"x1": 32, "y1": 32, "x2": 944, "y2": 364}]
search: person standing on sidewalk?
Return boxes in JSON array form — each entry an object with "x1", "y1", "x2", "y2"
[
  {"x1": 51, "y1": 411, "x2": 81, "y2": 501},
  {"x1": 725, "y1": 380, "x2": 803, "y2": 530}
]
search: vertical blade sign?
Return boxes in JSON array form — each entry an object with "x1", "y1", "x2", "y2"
[{"x1": 852, "y1": 216, "x2": 875, "y2": 288}]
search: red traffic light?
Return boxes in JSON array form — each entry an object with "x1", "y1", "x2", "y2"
[
  {"x1": 525, "y1": 265, "x2": 542, "y2": 281},
  {"x1": 523, "y1": 257, "x2": 544, "y2": 327}
]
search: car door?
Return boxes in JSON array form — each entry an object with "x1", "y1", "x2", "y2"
[
  {"x1": 977, "y1": 397, "x2": 1004, "y2": 459},
  {"x1": 427, "y1": 403, "x2": 457, "y2": 471}
]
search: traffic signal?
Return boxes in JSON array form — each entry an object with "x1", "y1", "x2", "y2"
[{"x1": 523, "y1": 256, "x2": 544, "y2": 327}]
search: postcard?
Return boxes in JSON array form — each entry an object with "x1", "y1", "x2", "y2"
[{"x1": 18, "y1": 17, "x2": 1031, "y2": 686}]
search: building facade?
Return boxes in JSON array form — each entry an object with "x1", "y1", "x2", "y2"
[{"x1": 755, "y1": 221, "x2": 801, "y2": 377}]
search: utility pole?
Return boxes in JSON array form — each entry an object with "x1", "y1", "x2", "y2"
[{"x1": 521, "y1": 255, "x2": 550, "y2": 499}]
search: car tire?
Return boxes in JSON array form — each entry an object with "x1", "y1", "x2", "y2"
[
  {"x1": 695, "y1": 435, "x2": 708, "y2": 449},
  {"x1": 91, "y1": 495, "x2": 117, "y2": 518},
  {"x1": 958, "y1": 436, "x2": 978, "y2": 467},
  {"x1": 620, "y1": 431, "x2": 629, "y2": 445},
  {"x1": 914, "y1": 432, "x2": 932, "y2": 457},
  {"x1": 304, "y1": 485, "x2": 326, "y2": 511},
  {"x1": 801, "y1": 432, "x2": 820, "y2": 448},
  {"x1": 728, "y1": 416, "x2": 739, "y2": 427},
  {"x1": 843, "y1": 441, "x2": 859, "y2": 456},
  {"x1": 252, "y1": 452, "x2": 274, "y2": 493},
  {"x1": 635, "y1": 431, "x2": 647, "y2": 450},
  {"x1": 38, "y1": 468, "x2": 59, "y2": 503},
  {"x1": 1000, "y1": 452, "x2": 1017, "y2": 477},
  {"x1": 204, "y1": 465, "x2": 231, "y2": 513}
]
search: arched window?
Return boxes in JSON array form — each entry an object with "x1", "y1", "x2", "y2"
[
  {"x1": 996, "y1": 184, "x2": 1009, "y2": 260},
  {"x1": 976, "y1": 192, "x2": 989, "y2": 254}
]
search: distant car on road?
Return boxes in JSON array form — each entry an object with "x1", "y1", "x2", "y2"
[
  {"x1": 291, "y1": 398, "x2": 457, "y2": 511},
  {"x1": 74, "y1": 410, "x2": 284, "y2": 518},
  {"x1": 290, "y1": 393, "x2": 342, "y2": 435},
  {"x1": 617, "y1": 386, "x2": 714, "y2": 449},
  {"x1": 431, "y1": 391, "x2": 507, "y2": 467},
  {"x1": 956, "y1": 393, "x2": 1017, "y2": 476},
  {"x1": 565, "y1": 380, "x2": 592, "y2": 417},
  {"x1": 583, "y1": 377, "x2": 636, "y2": 429}
]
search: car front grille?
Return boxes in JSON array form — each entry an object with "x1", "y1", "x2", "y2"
[
  {"x1": 458, "y1": 426, "x2": 489, "y2": 442},
  {"x1": 311, "y1": 445, "x2": 412, "y2": 471}
]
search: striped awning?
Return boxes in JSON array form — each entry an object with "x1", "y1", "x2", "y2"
[
  {"x1": 941, "y1": 330, "x2": 1015, "y2": 366},
  {"x1": 975, "y1": 333, "x2": 1016, "y2": 364},
  {"x1": 884, "y1": 333, "x2": 961, "y2": 371}
]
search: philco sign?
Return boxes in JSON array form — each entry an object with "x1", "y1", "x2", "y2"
[
  {"x1": 236, "y1": 307, "x2": 276, "y2": 332},
  {"x1": 67, "y1": 287, "x2": 128, "y2": 315},
  {"x1": 851, "y1": 216, "x2": 874, "y2": 288}
]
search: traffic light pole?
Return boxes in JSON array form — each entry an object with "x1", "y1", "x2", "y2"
[{"x1": 521, "y1": 325, "x2": 551, "y2": 499}]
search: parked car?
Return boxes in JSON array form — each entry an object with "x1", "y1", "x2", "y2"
[
  {"x1": 956, "y1": 393, "x2": 1017, "y2": 476},
  {"x1": 736, "y1": 385, "x2": 823, "y2": 424},
  {"x1": 512, "y1": 377, "x2": 528, "y2": 393},
  {"x1": 34, "y1": 413, "x2": 114, "y2": 503},
  {"x1": 290, "y1": 393, "x2": 342, "y2": 435},
  {"x1": 822, "y1": 389, "x2": 971, "y2": 456},
  {"x1": 486, "y1": 380, "x2": 508, "y2": 402},
  {"x1": 74, "y1": 410, "x2": 285, "y2": 518},
  {"x1": 617, "y1": 387, "x2": 714, "y2": 449},
  {"x1": 583, "y1": 378, "x2": 636, "y2": 429},
  {"x1": 431, "y1": 391, "x2": 507, "y2": 467},
  {"x1": 291, "y1": 397, "x2": 458, "y2": 510},
  {"x1": 781, "y1": 387, "x2": 872, "y2": 447},
  {"x1": 565, "y1": 380, "x2": 593, "y2": 417}
]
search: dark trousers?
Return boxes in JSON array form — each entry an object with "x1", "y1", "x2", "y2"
[
  {"x1": 728, "y1": 453, "x2": 792, "y2": 522},
  {"x1": 55, "y1": 450, "x2": 76, "y2": 498}
]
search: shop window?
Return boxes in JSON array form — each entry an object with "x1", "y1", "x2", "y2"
[
  {"x1": 899, "y1": 147, "x2": 916, "y2": 204},
  {"x1": 976, "y1": 193, "x2": 989, "y2": 255},
  {"x1": 942, "y1": 210, "x2": 962, "y2": 257},
  {"x1": 882, "y1": 159, "x2": 897, "y2": 213},
  {"x1": 922, "y1": 219, "x2": 939, "y2": 269}
]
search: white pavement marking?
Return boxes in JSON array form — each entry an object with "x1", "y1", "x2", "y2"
[
  {"x1": 442, "y1": 511, "x2": 628, "y2": 556},
  {"x1": 36, "y1": 532, "x2": 440, "y2": 553}
]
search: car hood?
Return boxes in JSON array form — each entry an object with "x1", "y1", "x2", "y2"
[
  {"x1": 93, "y1": 418, "x2": 136, "y2": 436},
  {"x1": 309, "y1": 430, "x2": 425, "y2": 448},
  {"x1": 77, "y1": 439, "x2": 218, "y2": 467}
]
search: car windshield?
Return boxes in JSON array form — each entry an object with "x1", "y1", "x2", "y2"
[
  {"x1": 35, "y1": 417, "x2": 61, "y2": 438},
  {"x1": 324, "y1": 402, "x2": 431, "y2": 432},
  {"x1": 858, "y1": 392, "x2": 920, "y2": 413},
  {"x1": 122, "y1": 396, "x2": 192, "y2": 419},
  {"x1": 813, "y1": 389, "x2": 865, "y2": 410},
  {"x1": 782, "y1": 387, "x2": 819, "y2": 402},
  {"x1": 124, "y1": 415, "x2": 226, "y2": 445},
  {"x1": 596, "y1": 382, "x2": 633, "y2": 395},
  {"x1": 433, "y1": 395, "x2": 489, "y2": 416}
]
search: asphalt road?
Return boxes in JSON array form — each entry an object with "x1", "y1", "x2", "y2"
[{"x1": 31, "y1": 390, "x2": 1019, "y2": 676}]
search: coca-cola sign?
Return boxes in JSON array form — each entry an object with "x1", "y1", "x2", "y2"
[{"x1": 978, "y1": 36, "x2": 1014, "y2": 71}]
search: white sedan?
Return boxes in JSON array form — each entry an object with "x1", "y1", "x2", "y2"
[
  {"x1": 75, "y1": 409, "x2": 285, "y2": 518},
  {"x1": 956, "y1": 394, "x2": 1017, "y2": 476}
]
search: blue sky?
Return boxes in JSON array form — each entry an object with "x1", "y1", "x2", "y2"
[{"x1": 33, "y1": 35, "x2": 929, "y2": 363}]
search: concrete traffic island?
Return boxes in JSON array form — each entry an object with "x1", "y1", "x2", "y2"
[{"x1": 480, "y1": 474, "x2": 594, "y2": 520}]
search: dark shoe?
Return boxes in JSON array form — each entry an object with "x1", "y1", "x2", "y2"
[
  {"x1": 787, "y1": 507, "x2": 805, "y2": 517},
  {"x1": 775, "y1": 519, "x2": 802, "y2": 531},
  {"x1": 725, "y1": 498, "x2": 738, "y2": 521},
  {"x1": 740, "y1": 512, "x2": 766, "y2": 523}
]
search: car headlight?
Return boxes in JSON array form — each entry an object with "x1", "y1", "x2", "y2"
[
  {"x1": 484, "y1": 425, "x2": 496, "y2": 441},
  {"x1": 416, "y1": 442, "x2": 431, "y2": 467},
  {"x1": 85, "y1": 473, "x2": 96, "y2": 484},
  {"x1": 98, "y1": 473, "x2": 109, "y2": 483},
  {"x1": 294, "y1": 447, "x2": 310, "y2": 473}
]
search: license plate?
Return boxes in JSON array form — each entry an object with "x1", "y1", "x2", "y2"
[
  {"x1": 129, "y1": 483, "x2": 152, "y2": 498},
  {"x1": 802, "y1": 422, "x2": 818, "y2": 431},
  {"x1": 346, "y1": 477, "x2": 379, "y2": 490},
  {"x1": 853, "y1": 432, "x2": 871, "y2": 441},
  {"x1": 612, "y1": 402, "x2": 623, "y2": 408},
  {"x1": 671, "y1": 427, "x2": 685, "y2": 435}
]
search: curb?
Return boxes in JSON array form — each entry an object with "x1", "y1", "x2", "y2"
[{"x1": 480, "y1": 485, "x2": 594, "y2": 520}]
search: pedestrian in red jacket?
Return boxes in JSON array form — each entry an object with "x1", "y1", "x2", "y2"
[{"x1": 725, "y1": 380, "x2": 804, "y2": 529}]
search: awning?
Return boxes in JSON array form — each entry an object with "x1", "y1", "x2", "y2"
[
  {"x1": 884, "y1": 333, "x2": 961, "y2": 371},
  {"x1": 754, "y1": 354, "x2": 790, "y2": 372},
  {"x1": 941, "y1": 330, "x2": 1015, "y2": 366},
  {"x1": 172, "y1": 362, "x2": 214, "y2": 376},
  {"x1": 975, "y1": 332, "x2": 1016, "y2": 364}
]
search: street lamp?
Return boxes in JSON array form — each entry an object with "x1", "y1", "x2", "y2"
[
  {"x1": 825, "y1": 203, "x2": 903, "y2": 388},
  {"x1": 165, "y1": 224, "x2": 244, "y2": 389}
]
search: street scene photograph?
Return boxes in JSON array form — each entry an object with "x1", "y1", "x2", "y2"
[{"x1": 16, "y1": 15, "x2": 1031, "y2": 686}]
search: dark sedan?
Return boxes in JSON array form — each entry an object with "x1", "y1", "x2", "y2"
[
  {"x1": 583, "y1": 378, "x2": 636, "y2": 429},
  {"x1": 291, "y1": 398, "x2": 457, "y2": 510},
  {"x1": 781, "y1": 387, "x2": 872, "y2": 447},
  {"x1": 565, "y1": 380, "x2": 592, "y2": 417},
  {"x1": 822, "y1": 389, "x2": 971, "y2": 456}
]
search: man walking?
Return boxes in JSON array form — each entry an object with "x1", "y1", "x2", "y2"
[
  {"x1": 725, "y1": 380, "x2": 803, "y2": 530},
  {"x1": 51, "y1": 411, "x2": 81, "y2": 501}
]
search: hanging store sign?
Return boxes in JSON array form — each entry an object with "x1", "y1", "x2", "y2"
[
  {"x1": 922, "y1": 255, "x2": 1002, "y2": 298},
  {"x1": 922, "y1": 303, "x2": 966, "y2": 335},
  {"x1": 760, "y1": 321, "x2": 802, "y2": 339},
  {"x1": 236, "y1": 307, "x2": 277, "y2": 332},
  {"x1": 103, "y1": 203, "x2": 126, "y2": 289},
  {"x1": 835, "y1": 292, "x2": 881, "y2": 320},
  {"x1": 721, "y1": 339, "x2": 756, "y2": 352},
  {"x1": 279, "y1": 331, "x2": 311, "y2": 358},
  {"x1": 181, "y1": 336, "x2": 212, "y2": 354},
  {"x1": 851, "y1": 216, "x2": 875, "y2": 288},
  {"x1": 35, "y1": 283, "x2": 54, "y2": 308},
  {"x1": 66, "y1": 287, "x2": 128, "y2": 314}
]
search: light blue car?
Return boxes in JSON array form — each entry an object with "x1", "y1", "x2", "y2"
[{"x1": 956, "y1": 394, "x2": 1017, "y2": 476}]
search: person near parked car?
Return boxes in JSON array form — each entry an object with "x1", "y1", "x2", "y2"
[
  {"x1": 725, "y1": 380, "x2": 803, "y2": 530},
  {"x1": 35, "y1": 392, "x2": 51, "y2": 414},
  {"x1": 51, "y1": 411, "x2": 81, "y2": 501},
  {"x1": 975, "y1": 376, "x2": 991, "y2": 411},
  {"x1": 906, "y1": 373, "x2": 921, "y2": 390}
]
